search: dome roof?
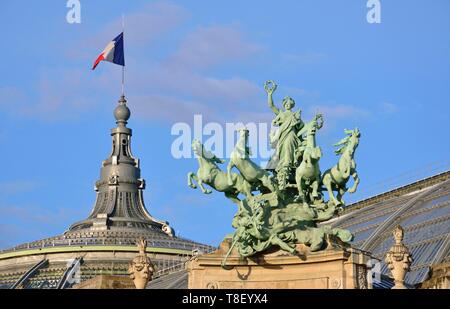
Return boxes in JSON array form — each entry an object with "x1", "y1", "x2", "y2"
[{"x1": 0, "y1": 95, "x2": 215, "y2": 289}]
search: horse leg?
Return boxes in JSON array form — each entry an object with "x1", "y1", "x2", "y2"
[
  {"x1": 187, "y1": 172, "x2": 197, "y2": 189},
  {"x1": 198, "y1": 179, "x2": 212, "y2": 194},
  {"x1": 226, "y1": 160, "x2": 235, "y2": 186},
  {"x1": 309, "y1": 230, "x2": 326, "y2": 252},
  {"x1": 261, "y1": 174, "x2": 276, "y2": 192},
  {"x1": 271, "y1": 236, "x2": 297, "y2": 254},
  {"x1": 225, "y1": 191, "x2": 240, "y2": 204},
  {"x1": 337, "y1": 188, "x2": 346, "y2": 205},
  {"x1": 324, "y1": 174, "x2": 339, "y2": 206},
  {"x1": 348, "y1": 171, "x2": 359, "y2": 193},
  {"x1": 295, "y1": 173, "x2": 305, "y2": 203},
  {"x1": 309, "y1": 237, "x2": 325, "y2": 252},
  {"x1": 311, "y1": 179, "x2": 319, "y2": 199},
  {"x1": 240, "y1": 179, "x2": 253, "y2": 198}
]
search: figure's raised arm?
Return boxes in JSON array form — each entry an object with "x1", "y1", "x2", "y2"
[{"x1": 264, "y1": 80, "x2": 279, "y2": 115}]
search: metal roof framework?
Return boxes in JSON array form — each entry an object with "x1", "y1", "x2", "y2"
[{"x1": 331, "y1": 172, "x2": 450, "y2": 285}]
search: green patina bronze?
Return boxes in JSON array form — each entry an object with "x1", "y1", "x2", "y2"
[
  {"x1": 322, "y1": 128, "x2": 361, "y2": 206},
  {"x1": 295, "y1": 113, "x2": 323, "y2": 206},
  {"x1": 188, "y1": 80, "x2": 360, "y2": 266},
  {"x1": 188, "y1": 139, "x2": 252, "y2": 204}
]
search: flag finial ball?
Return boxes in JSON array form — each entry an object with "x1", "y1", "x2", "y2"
[{"x1": 114, "y1": 96, "x2": 130, "y2": 123}]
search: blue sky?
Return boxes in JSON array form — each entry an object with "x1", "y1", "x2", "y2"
[{"x1": 0, "y1": 0, "x2": 449, "y2": 249}]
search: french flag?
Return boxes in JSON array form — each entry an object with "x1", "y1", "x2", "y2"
[{"x1": 92, "y1": 32, "x2": 125, "y2": 70}]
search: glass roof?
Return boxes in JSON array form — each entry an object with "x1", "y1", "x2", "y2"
[{"x1": 331, "y1": 175, "x2": 450, "y2": 286}]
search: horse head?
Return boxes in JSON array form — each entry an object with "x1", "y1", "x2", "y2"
[
  {"x1": 191, "y1": 139, "x2": 224, "y2": 164},
  {"x1": 236, "y1": 127, "x2": 251, "y2": 157},
  {"x1": 237, "y1": 127, "x2": 249, "y2": 144},
  {"x1": 334, "y1": 128, "x2": 360, "y2": 155},
  {"x1": 191, "y1": 139, "x2": 203, "y2": 156},
  {"x1": 346, "y1": 128, "x2": 360, "y2": 154},
  {"x1": 304, "y1": 113, "x2": 323, "y2": 137}
]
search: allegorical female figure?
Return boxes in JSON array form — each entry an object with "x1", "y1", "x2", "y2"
[{"x1": 265, "y1": 81, "x2": 304, "y2": 190}]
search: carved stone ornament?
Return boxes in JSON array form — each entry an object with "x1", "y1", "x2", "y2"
[
  {"x1": 206, "y1": 282, "x2": 219, "y2": 289},
  {"x1": 356, "y1": 265, "x2": 368, "y2": 289},
  {"x1": 128, "y1": 237, "x2": 154, "y2": 289},
  {"x1": 108, "y1": 173, "x2": 119, "y2": 185},
  {"x1": 384, "y1": 225, "x2": 413, "y2": 289}
]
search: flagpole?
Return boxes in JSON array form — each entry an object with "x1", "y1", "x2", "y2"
[
  {"x1": 121, "y1": 14, "x2": 125, "y2": 97},
  {"x1": 122, "y1": 65, "x2": 124, "y2": 97}
]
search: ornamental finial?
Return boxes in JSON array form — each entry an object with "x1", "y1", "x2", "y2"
[
  {"x1": 393, "y1": 225, "x2": 404, "y2": 244},
  {"x1": 385, "y1": 225, "x2": 413, "y2": 289},
  {"x1": 128, "y1": 237, "x2": 154, "y2": 289},
  {"x1": 114, "y1": 95, "x2": 130, "y2": 126}
]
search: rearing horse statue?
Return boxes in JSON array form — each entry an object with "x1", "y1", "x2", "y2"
[
  {"x1": 227, "y1": 128, "x2": 276, "y2": 193},
  {"x1": 295, "y1": 114, "x2": 323, "y2": 204},
  {"x1": 188, "y1": 139, "x2": 252, "y2": 204},
  {"x1": 322, "y1": 128, "x2": 361, "y2": 206}
]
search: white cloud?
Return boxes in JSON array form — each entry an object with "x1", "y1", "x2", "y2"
[
  {"x1": 19, "y1": 68, "x2": 98, "y2": 121},
  {"x1": 166, "y1": 25, "x2": 262, "y2": 70},
  {"x1": 379, "y1": 101, "x2": 399, "y2": 114},
  {"x1": 4, "y1": 3, "x2": 263, "y2": 123},
  {"x1": 0, "y1": 203, "x2": 80, "y2": 234},
  {"x1": 128, "y1": 94, "x2": 217, "y2": 122},
  {"x1": 116, "y1": 24, "x2": 264, "y2": 122},
  {"x1": 135, "y1": 68, "x2": 260, "y2": 105},
  {"x1": 0, "y1": 181, "x2": 41, "y2": 195},
  {"x1": 3, "y1": 3, "x2": 370, "y2": 132},
  {"x1": 66, "y1": 1, "x2": 189, "y2": 60},
  {"x1": 278, "y1": 86, "x2": 321, "y2": 101},
  {"x1": 310, "y1": 104, "x2": 371, "y2": 119},
  {"x1": 306, "y1": 103, "x2": 371, "y2": 132},
  {"x1": 0, "y1": 224, "x2": 25, "y2": 249}
]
